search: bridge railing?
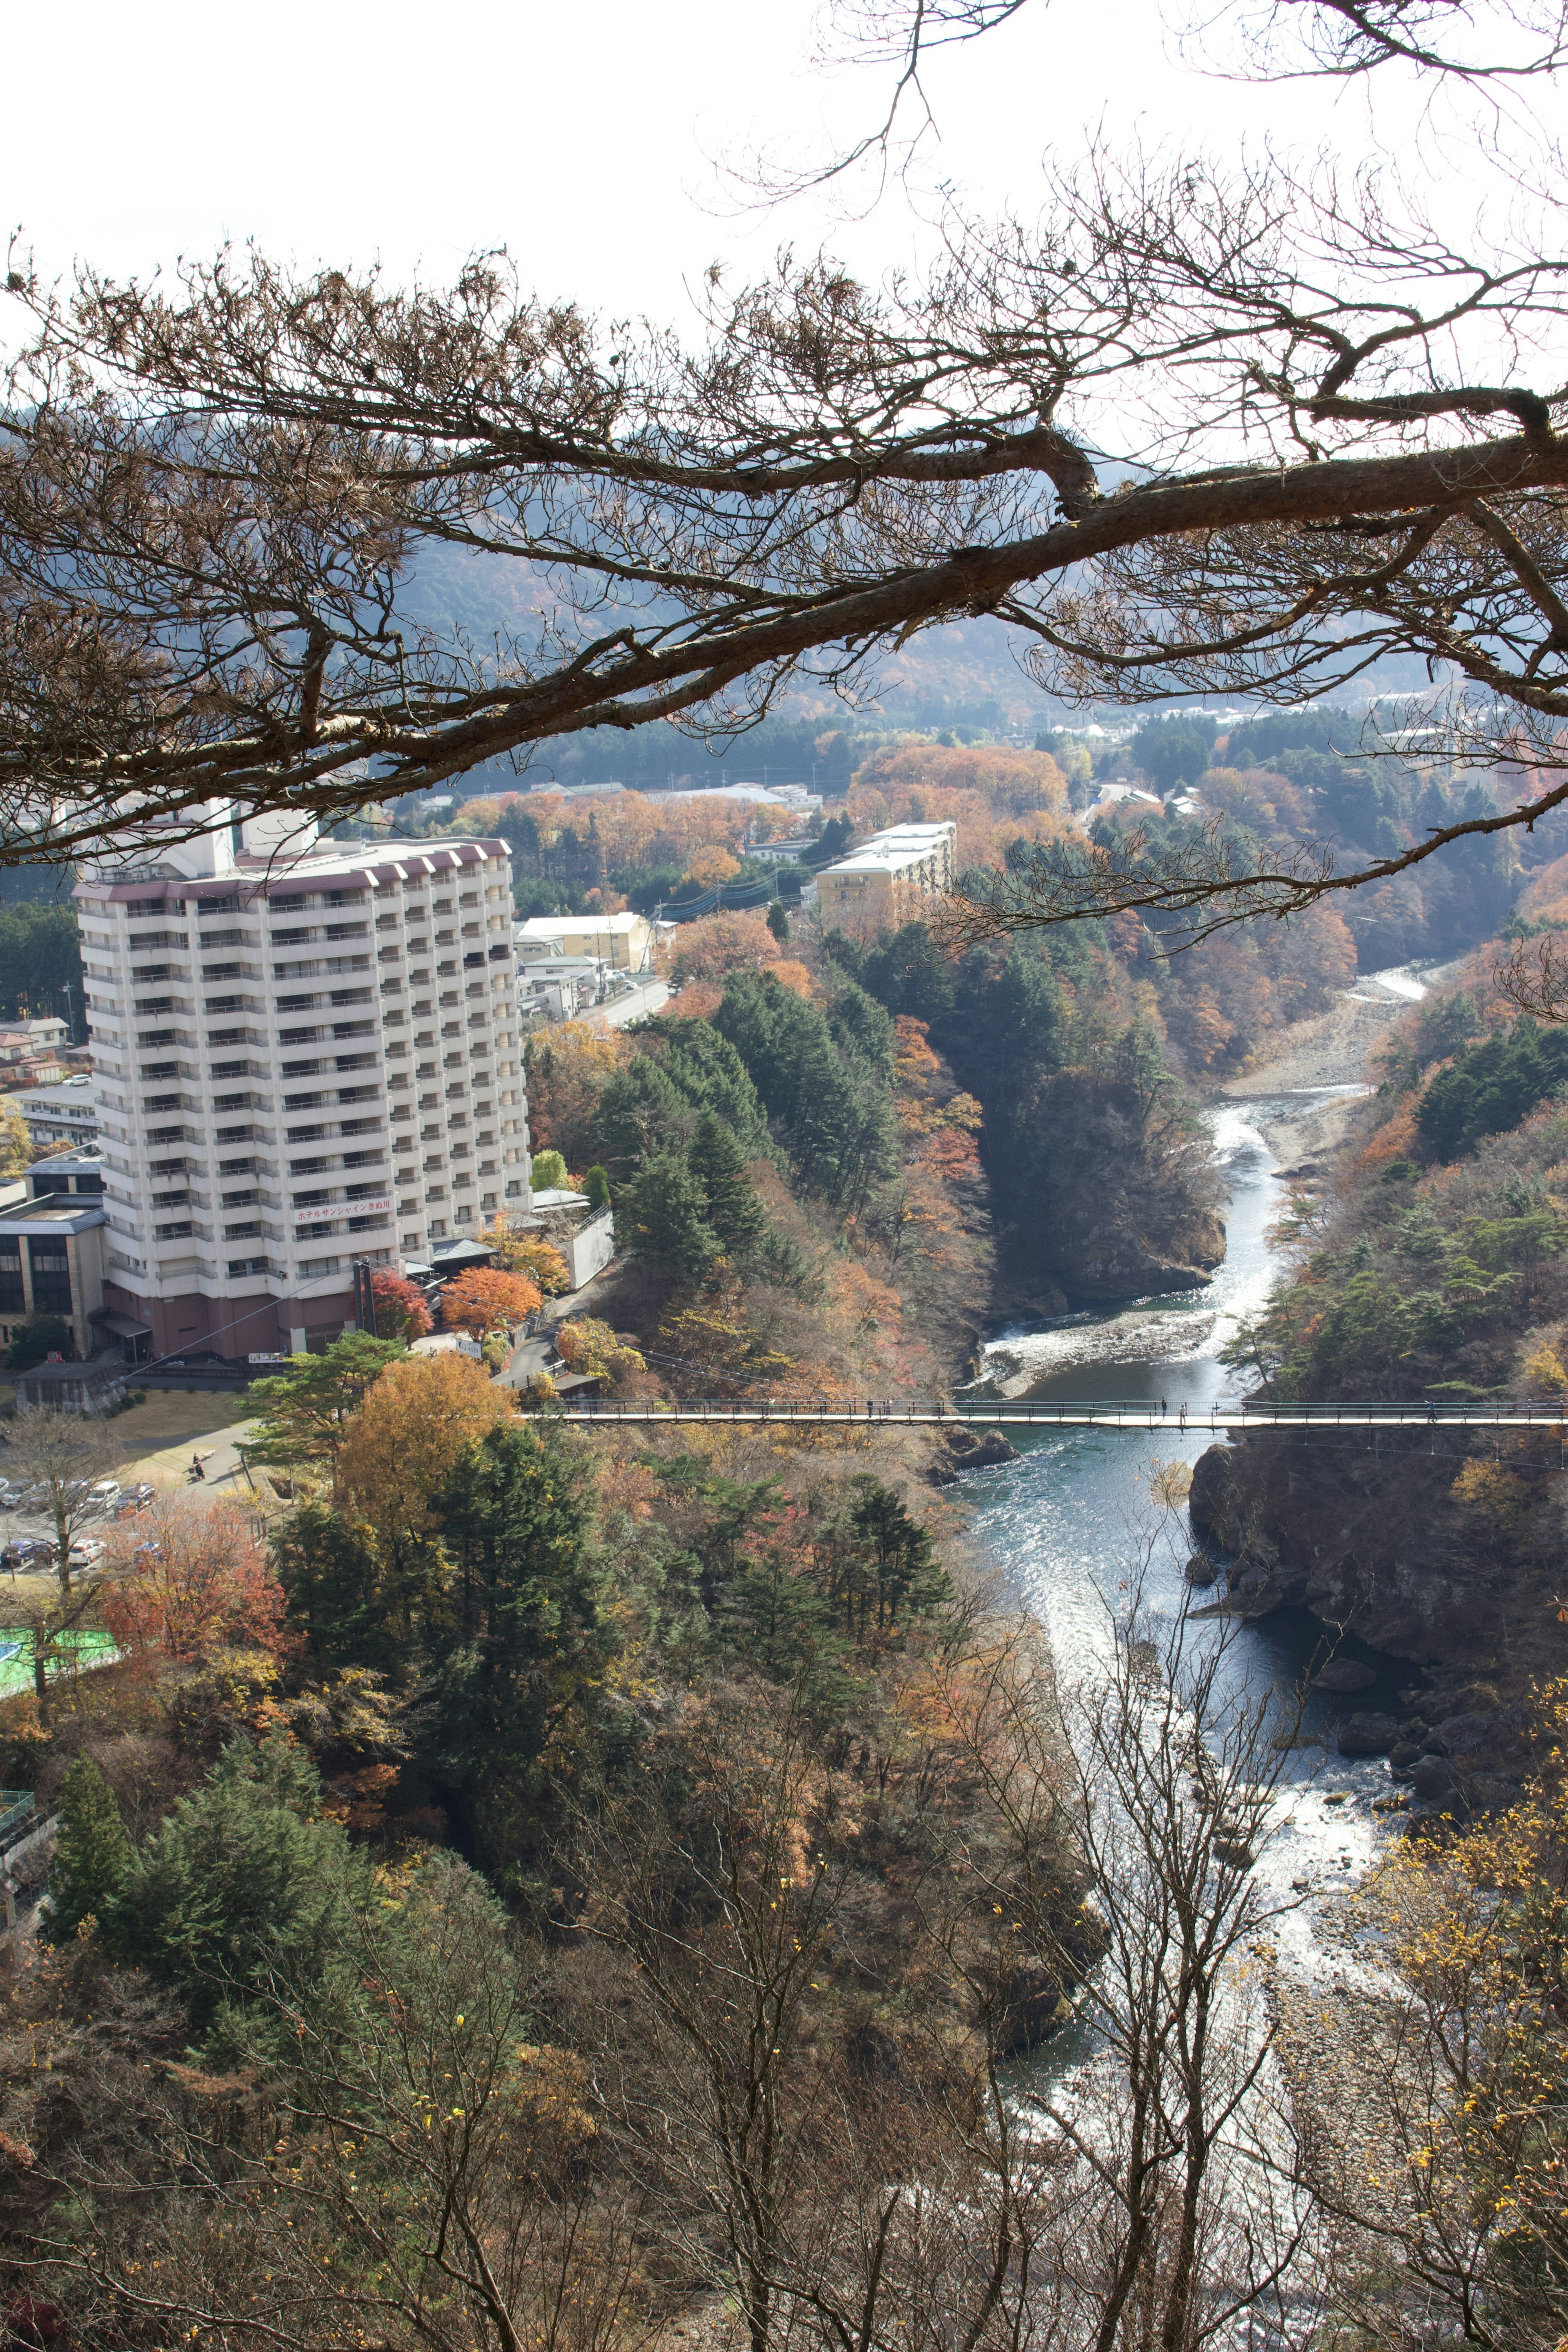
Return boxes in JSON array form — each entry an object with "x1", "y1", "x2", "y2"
[{"x1": 521, "y1": 1393, "x2": 1568, "y2": 1426}]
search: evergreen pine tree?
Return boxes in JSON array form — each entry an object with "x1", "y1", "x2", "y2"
[
  {"x1": 430, "y1": 1422, "x2": 611, "y2": 1867},
  {"x1": 271, "y1": 1502, "x2": 403, "y2": 1673},
  {"x1": 615, "y1": 1152, "x2": 722, "y2": 1283},
  {"x1": 688, "y1": 1112, "x2": 768, "y2": 1264},
  {"x1": 45, "y1": 1754, "x2": 132, "y2": 1943},
  {"x1": 100, "y1": 1733, "x2": 365, "y2": 2042}
]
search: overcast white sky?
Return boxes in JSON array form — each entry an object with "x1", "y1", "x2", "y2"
[{"x1": 0, "y1": 0, "x2": 1435, "y2": 327}]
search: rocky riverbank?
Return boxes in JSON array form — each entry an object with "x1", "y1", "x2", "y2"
[
  {"x1": 1213, "y1": 964, "x2": 1447, "y2": 1164},
  {"x1": 1189, "y1": 957, "x2": 1558, "y2": 1758}
]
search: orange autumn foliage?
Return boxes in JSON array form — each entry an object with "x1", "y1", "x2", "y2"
[
  {"x1": 667, "y1": 979, "x2": 725, "y2": 1019},
  {"x1": 768, "y1": 960, "x2": 815, "y2": 998},
  {"x1": 486, "y1": 785, "x2": 794, "y2": 878},
  {"x1": 893, "y1": 1017, "x2": 943, "y2": 1127},
  {"x1": 479, "y1": 1221, "x2": 570, "y2": 1295},
  {"x1": 833, "y1": 1261, "x2": 905, "y2": 1341},
  {"x1": 524, "y1": 1020, "x2": 629, "y2": 1167},
  {"x1": 100, "y1": 1496, "x2": 290, "y2": 1666},
  {"x1": 336, "y1": 1353, "x2": 518, "y2": 1539},
  {"x1": 919, "y1": 1122, "x2": 983, "y2": 1184},
  {"x1": 668, "y1": 910, "x2": 782, "y2": 984},
  {"x1": 440, "y1": 1267, "x2": 542, "y2": 1338},
  {"x1": 851, "y1": 741, "x2": 1069, "y2": 813},
  {"x1": 845, "y1": 744, "x2": 1072, "y2": 880},
  {"x1": 684, "y1": 844, "x2": 742, "y2": 889},
  {"x1": 1359, "y1": 1100, "x2": 1421, "y2": 1170}
]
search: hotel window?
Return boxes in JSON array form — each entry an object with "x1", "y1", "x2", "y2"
[{"x1": 26, "y1": 1242, "x2": 72, "y2": 1317}]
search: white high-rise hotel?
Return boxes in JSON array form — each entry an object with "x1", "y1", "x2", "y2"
[{"x1": 74, "y1": 811, "x2": 528, "y2": 1360}]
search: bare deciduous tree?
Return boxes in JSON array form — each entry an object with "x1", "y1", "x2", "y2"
[
  {"x1": 1492, "y1": 927, "x2": 1568, "y2": 1017},
  {"x1": 3, "y1": 73, "x2": 1568, "y2": 929},
  {"x1": 1288, "y1": 1704, "x2": 1568, "y2": 2350},
  {"x1": 581, "y1": 1679, "x2": 860, "y2": 2352},
  {"x1": 922, "y1": 1572, "x2": 1334, "y2": 2352},
  {"x1": 792, "y1": 0, "x2": 1568, "y2": 198},
  {"x1": 818, "y1": 0, "x2": 1568, "y2": 97},
  {"x1": 4, "y1": 1854, "x2": 651, "y2": 2352},
  {"x1": 576, "y1": 1560, "x2": 1348, "y2": 2352},
  {"x1": 5, "y1": 1406, "x2": 121, "y2": 1597}
]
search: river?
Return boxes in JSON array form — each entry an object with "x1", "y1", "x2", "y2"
[{"x1": 958, "y1": 967, "x2": 1446, "y2": 1976}]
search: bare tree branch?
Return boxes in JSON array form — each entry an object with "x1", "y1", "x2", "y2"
[
  {"x1": 2, "y1": 146, "x2": 1568, "y2": 911},
  {"x1": 784, "y1": 0, "x2": 1568, "y2": 199},
  {"x1": 1493, "y1": 928, "x2": 1568, "y2": 1015}
]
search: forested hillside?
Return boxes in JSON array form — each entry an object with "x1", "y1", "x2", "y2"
[
  {"x1": 0, "y1": 1355, "x2": 1116, "y2": 2350},
  {"x1": 524, "y1": 881, "x2": 1229, "y2": 1343},
  {"x1": 826, "y1": 920, "x2": 1225, "y2": 1306},
  {"x1": 526, "y1": 945, "x2": 993, "y2": 1392},
  {"x1": 1115, "y1": 707, "x2": 1530, "y2": 971},
  {"x1": 1199, "y1": 956, "x2": 1568, "y2": 1701}
]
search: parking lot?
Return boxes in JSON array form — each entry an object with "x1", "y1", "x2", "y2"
[
  {"x1": 0, "y1": 1393, "x2": 260, "y2": 1597},
  {"x1": 0, "y1": 1479, "x2": 158, "y2": 1585}
]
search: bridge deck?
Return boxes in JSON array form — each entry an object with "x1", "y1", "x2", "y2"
[{"x1": 523, "y1": 1399, "x2": 1567, "y2": 1431}]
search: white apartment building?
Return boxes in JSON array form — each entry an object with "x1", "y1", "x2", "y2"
[
  {"x1": 813, "y1": 820, "x2": 957, "y2": 929},
  {"x1": 75, "y1": 820, "x2": 528, "y2": 1361},
  {"x1": 16, "y1": 1076, "x2": 99, "y2": 1150}
]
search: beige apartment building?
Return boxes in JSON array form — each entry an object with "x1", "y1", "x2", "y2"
[
  {"x1": 813, "y1": 821, "x2": 957, "y2": 930},
  {"x1": 515, "y1": 911, "x2": 655, "y2": 971}
]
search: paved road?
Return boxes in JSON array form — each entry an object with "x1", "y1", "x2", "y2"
[
  {"x1": 127, "y1": 1417, "x2": 255, "y2": 1492},
  {"x1": 498, "y1": 1257, "x2": 627, "y2": 1390},
  {"x1": 591, "y1": 978, "x2": 670, "y2": 1028}
]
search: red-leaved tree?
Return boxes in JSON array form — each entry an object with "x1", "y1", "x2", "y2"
[
  {"x1": 100, "y1": 1496, "x2": 290, "y2": 1665},
  {"x1": 370, "y1": 1268, "x2": 434, "y2": 1342}
]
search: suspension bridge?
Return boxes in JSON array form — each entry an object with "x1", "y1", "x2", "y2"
[{"x1": 522, "y1": 1396, "x2": 1568, "y2": 1432}]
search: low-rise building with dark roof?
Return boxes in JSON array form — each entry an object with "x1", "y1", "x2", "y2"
[{"x1": 0, "y1": 1190, "x2": 107, "y2": 1364}]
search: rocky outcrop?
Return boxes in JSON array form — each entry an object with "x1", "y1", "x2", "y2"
[
  {"x1": 1188, "y1": 1437, "x2": 1549, "y2": 1780},
  {"x1": 1409, "y1": 1751, "x2": 1522, "y2": 1816},
  {"x1": 989, "y1": 1065, "x2": 1227, "y2": 1310},
  {"x1": 1061, "y1": 1207, "x2": 1227, "y2": 1304},
  {"x1": 1188, "y1": 1432, "x2": 1561, "y2": 1695},
  {"x1": 1313, "y1": 1659, "x2": 1377, "y2": 1694},
  {"x1": 1189, "y1": 1444, "x2": 1241, "y2": 1550},
  {"x1": 1337, "y1": 1712, "x2": 1401, "y2": 1757},
  {"x1": 988, "y1": 1962, "x2": 1072, "y2": 2058},
  {"x1": 1069, "y1": 1245, "x2": 1224, "y2": 1301},
  {"x1": 931, "y1": 1425, "x2": 1020, "y2": 1485}
]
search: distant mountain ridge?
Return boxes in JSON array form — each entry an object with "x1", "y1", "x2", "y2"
[{"x1": 403, "y1": 540, "x2": 1450, "y2": 793}]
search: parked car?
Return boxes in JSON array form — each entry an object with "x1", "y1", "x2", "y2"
[
  {"x1": 12, "y1": 1486, "x2": 49, "y2": 1515},
  {"x1": 62, "y1": 1479, "x2": 120, "y2": 1507},
  {"x1": 113, "y1": 1483, "x2": 156, "y2": 1517},
  {"x1": 0, "y1": 1483, "x2": 19, "y2": 1512},
  {"x1": 67, "y1": 1538, "x2": 106, "y2": 1568},
  {"x1": 1, "y1": 1538, "x2": 49, "y2": 1571}
]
